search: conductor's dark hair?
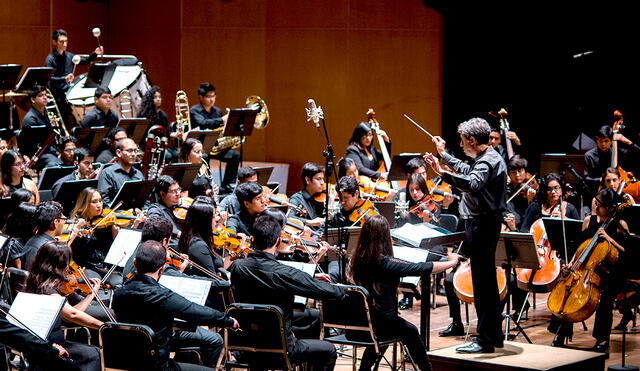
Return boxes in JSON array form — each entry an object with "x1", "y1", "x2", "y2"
[
  {"x1": 197, "y1": 82, "x2": 216, "y2": 97},
  {"x1": 236, "y1": 182, "x2": 263, "y2": 209},
  {"x1": 135, "y1": 240, "x2": 167, "y2": 274},
  {"x1": 52, "y1": 29, "x2": 67, "y2": 41},
  {"x1": 156, "y1": 175, "x2": 177, "y2": 195},
  {"x1": 94, "y1": 86, "x2": 111, "y2": 99},
  {"x1": 35, "y1": 201, "x2": 63, "y2": 233},
  {"x1": 508, "y1": 155, "x2": 528, "y2": 171},
  {"x1": 596, "y1": 125, "x2": 613, "y2": 139},
  {"x1": 141, "y1": 215, "x2": 173, "y2": 243},
  {"x1": 338, "y1": 157, "x2": 357, "y2": 179},
  {"x1": 300, "y1": 162, "x2": 324, "y2": 185},
  {"x1": 338, "y1": 176, "x2": 359, "y2": 196},
  {"x1": 28, "y1": 85, "x2": 47, "y2": 100},
  {"x1": 252, "y1": 214, "x2": 282, "y2": 251}
]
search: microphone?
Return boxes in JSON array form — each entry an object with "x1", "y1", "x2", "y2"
[{"x1": 305, "y1": 99, "x2": 323, "y2": 128}]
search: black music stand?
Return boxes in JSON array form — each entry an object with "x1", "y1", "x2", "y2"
[
  {"x1": 75, "y1": 127, "x2": 109, "y2": 153},
  {"x1": 542, "y1": 217, "x2": 584, "y2": 261},
  {"x1": 539, "y1": 153, "x2": 586, "y2": 184},
  {"x1": 159, "y1": 163, "x2": 200, "y2": 191},
  {"x1": 54, "y1": 179, "x2": 98, "y2": 214},
  {"x1": 17, "y1": 125, "x2": 53, "y2": 158},
  {"x1": 373, "y1": 201, "x2": 395, "y2": 226},
  {"x1": 15, "y1": 67, "x2": 53, "y2": 91},
  {"x1": 118, "y1": 118, "x2": 151, "y2": 145},
  {"x1": 37, "y1": 166, "x2": 75, "y2": 190},
  {"x1": 224, "y1": 108, "x2": 258, "y2": 166},
  {"x1": 496, "y1": 231, "x2": 540, "y2": 343},
  {"x1": 109, "y1": 179, "x2": 156, "y2": 210},
  {"x1": 252, "y1": 166, "x2": 274, "y2": 186},
  {"x1": 388, "y1": 153, "x2": 421, "y2": 181}
]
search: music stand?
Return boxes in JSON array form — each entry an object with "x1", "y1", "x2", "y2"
[
  {"x1": 37, "y1": 166, "x2": 74, "y2": 190},
  {"x1": 496, "y1": 231, "x2": 539, "y2": 343},
  {"x1": 542, "y1": 217, "x2": 584, "y2": 261},
  {"x1": 159, "y1": 163, "x2": 200, "y2": 191},
  {"x1": 187, "y1": 129, "x2": 222, "y2": 154},
  {"x1": 54, "y1": 179, "x2": 98, "y2": 214},
  {"x1": 539, "y1": 153, "x2": 586, "y2": 184},
  {"x1": 373, "y1": 201, "x2": 395, "y2": 226},
  {"x1": 109, "y1": 179, "x2": 156, "y2": 210},
  {"x1": 387, "y1": 153, "x2": 421, "y2": 181},
  {"x1": 15, "y1": 67, "x2": 54, "y2": 91},
  {"x1": 17, "y1": 125, "x2": 53, "y2": 158},
  {"x1": 0, "y1": 64, "x2": 22, "y2": 98},
  {"x1": 224, "y1": 108, "x2": 258, "y2": 166},
  {"x1": 118, "y1": 118, "x2": 150, "y2": 145},
  {"x1": 75, "y1": 127, "x2": 109, "y2": 153},
  {"x1": 84, "y1": 62, "x2": 113, "y2": 88},
  {"x1": 621, "y1": 205, "x2": 640, "y2": 234},
  {"x1": 252, "y1": 166, "x2": 274, "y2": 186}
]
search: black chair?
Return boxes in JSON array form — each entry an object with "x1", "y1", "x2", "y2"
[
  {"x1": 224, "y1": 303, "x2": 301, "y2": 371},
  {"x1": 5, "y1": 267, "x2": 29, "y2": 304},
  {"x1": 320, "y1": 285, "x2": 408, "y2": 371},
  {"x1": 99, "y1": 321, "x2": 161, "y2": 371}
]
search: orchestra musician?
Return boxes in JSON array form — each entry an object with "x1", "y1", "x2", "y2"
[
  {"x1": 177, "y1": 137, "x2": 220, "y2": 198},
  {"x1": 218, "y1": 166, "x2": 258, "y2": 216},
  {"x1": 146, "y1": 175, "x2": 182, "y2": 243},
  {"x1": 95, "y1": 126, "x2": 127, "y2": 164},
  {"x1": 0, "y1": 137, "x2": 9, "y2": 158},
  {"x1": 592, "y1": 167, "x2": 636, "y2": 211},
  {"x1": 139, "y1": 86, "x2": 178, "y2": 163},
  {"x1": 338, "y1": 157, "x2": 397, "y2": 202},
  {"x1": 584, "y1": 126, "x2": 618, "y2": 194},
  {"x1": 45, "y1": 29, "x2": 103, "y2": 124},
  {"x1": 49, "y1": 136, "x2": 77, "y2": 168},
  {"x1": 226, "y1": 182, "x2": 266, "y2": 237},
  {"x1": 97, "y1": 138, "x2": 143, "y2": 207},
  {"x1": 113, "y1": 240, "x2": 239, "y2": 371},
  {"x1": 503, "y1": 155, "x2": 536, "y2": 232},
  {"x1": 1, "y1": 201, "x2": 37, "y2": 270},
  {"x1": 425, "y1": 117, "x2": 508, "y2": 353},
  {"x1": 520, "y1": 173, "x2": 579, "y2": 233},
  {"x1": 18, "y1": 85, "x2": 57, "y2": 167},
  {"x1": 488, "y1": 126, "x2": 521, "y2": 161},
  {"x1": 0, "y1": 150, "x2": 39, "y2": 202},
  {"x1": 51, "y1": 147, "x2": 95, "y2": 198},
  {"x1": 397, "y1": 173, "x2": 441, "y2": 225},
  {"x1": 347, "y1": 215, "x2": 461, "y2": 371},
  {"x1": 345, "y1": 122, "x2": 391, "y2": 180},
  {"x1": 229, "y1": 213, "x2": 347, "y2": 371},
  {"x1": 189, "y1": 82, "x2": 240, "y2": 193},
  {"x1": 81, "y1": 86, "x2": 118, "y2": 129},
  {"x1": 289, "y1": 162, "x2": 327, "y2": 228},
  {"x1": 332, "y1": 175, "x2": 379, "y2": 228},
  {"x1": 25, "y1": 240, "x2": 103, "y2": 371}
]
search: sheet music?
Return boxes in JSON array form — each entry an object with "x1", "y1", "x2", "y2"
[
  {"x1": 391, "y1": 223, "x2": 444, "y2": 247},
  {"x1": 104, "y1": 229, "x2": 141, "y2": 267},
  {"x1": 8, "y1": 293, "x2": 65, "y2": 340},
  {"x1": 279, "y1": 261, "x2": 317, "y2": 305},
  {"x1": 159, "y1": 275, "x2": 211, "y2": 306},
  {"x1": 393, "y1": 245, "x2": 430, "y2": 286},
  {"x1": 0, "y1": 234, "x2": 8, "y2": 250}
]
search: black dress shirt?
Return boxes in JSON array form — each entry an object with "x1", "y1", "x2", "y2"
[
  {"x1": 81, "y1": 107, "x2": 119, "y2": 129},
  {"x1": 21, "y1": 233, "x2": 55, "y2": 269},
  {"x1": 113, "y1": 274, "x2": 234, "y2": 371},
  {"x1": 146, "y1": 202, "x2": 181, "y2": 240},
  {"x1": 218, "y1": 192, "x2": 240, "y2": 215},
  {"x1": 289, "y1": 189, "x2": 325, "y2": 222},
  {"x1": 519, "y1": 201, "x2": 579, "y2": 233},
  {"x1": 186, "y1": 236, "x2": 224, "y2": 279},
  {"x1": 45, "y1": 50, "x2": 96, "y2": 94},
  {"x1": 440, "y1": 146, "x2": 508, "y2": 219},
  {"x1": 19, "y1": 107, "x2": 55, "y2": 158},
  {"x1": 97, "y1": 162, "x2": 144, "y2": 207},
  {"x1": 229, "y1": 250, "x2": 346, "y2": 352},
  {"x1": 189, "y1": 104, "x2": 223, "y2": 130},
  {"x1": 345, "y1": 142, "x2": 391, "y2": 179},
  {"x1": 505, "y1": 183, "x2": 530, "y2": 231},
  {"x1": 226, "y1": 211, "x2": 256, "y2": 236}
]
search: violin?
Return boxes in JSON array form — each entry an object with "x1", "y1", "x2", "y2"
[
  {"x1": 166, "y1": 247, "x2": 227, "y2": 281},
  {"x1": 407, "y1": 194, "x2": 439, "y2": 222},
  {"x1": 263, "y1": 186, "x2": 308, "y2": 217},
  {"x1": 348, "y1": 199, "x2": 380, "y2": 226},
  {"x1": 89, "y1": 208, "x2": 138, "y2": 230},
  {"x1": 61, "y1": 261, "x2": 116, "y2": 322},
  {"x1": 313, "y1": 183, "x2": 338, "y2": 203},
  {"x1": 173, "y1": 197, "x2": 193, "y2": 221},
  {"x1": 358, "y1": 175, "x2": 394, "y2": 200},
  {"x1": 426, "y1": 178, "x2": 458, "y2": 204},
  {"x1": 212, "y1": 227, "x2": 252, "y2": 258}
]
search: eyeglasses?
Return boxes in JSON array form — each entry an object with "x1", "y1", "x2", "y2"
[
  {"x1": 547, "y1": 186, "x2": 562, "y2": 192},
  {"x1": 168, "y1": 187, "x2": 182, "y2": 194},
  {"x1": 121, "y1": 148, "x2": 138, "y2": 153},
  {"x1": 64, "y1": 148, "x2": 76, "y2": 153},
  {"x1": 13, "y1": 162, "x2": 24, "y2": 168},
  {"x1": 204, "y1": 94, "x2": 216, "y2": 99},
  {"x1": 364, "y1": 133, "x2": 374, "y2": 138}
]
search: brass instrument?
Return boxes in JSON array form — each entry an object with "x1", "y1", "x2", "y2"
[
  {"x1": 45, "y1": 89, "x2": 70, "y2": 136},
  {"x1": 210, "y1": 95, "x2": 269, "y2": 155},
  {"x1": 142, "y1": 125, "x2": 168, "y2": 180},
  {"x1": 175, "y1": 90, "x2": 191, "y2": 147},
  {"x1": 118, "y1": 89, "x2": 133, "y2": 118}
]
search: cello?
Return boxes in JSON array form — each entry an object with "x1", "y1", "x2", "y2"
[{"x1": 514, "y1": 218, "x2": 562, "y2": 292}]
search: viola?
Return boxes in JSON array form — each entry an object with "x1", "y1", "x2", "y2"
[
  {"x1": 90, "y1": 208, "x2": 138, "y2": 229},
  {"x1": 173, "y1": 197, "x2": 193, "y2": 221},
  {"x1": 452, "y1": 260, "x2": 508, "y2": 304},
  {"x1": 348, "y1": 199, "x2": 380, "y2": 226},
  {"x1": 61, "y1": 261, "x2": 116, "y2": 322},
  {"x1": 514, "y1": 218, "x2": 561, "y2": 292},
  {"x1": 263, "y1": 186, "x2": 308, "y2": 217},
  {"x1": 426, "y1": 178, "x2": 458, "y2": 204},
  {"x1": 313, "y1": 183, "x2": 338, "y2": 203},
  {"x1": 212, "y1": 227, "x2": 252, "y2": 258},
  {"x1": 408, "y1": 194, "x2": 439, "y2": 222}
]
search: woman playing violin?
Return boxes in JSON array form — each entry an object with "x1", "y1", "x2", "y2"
[
  {"x1": 25, "y1": 241, "x2": 103, "y2": 371},
  {"x1": 398, "y1": 173, "x2": 441, "y2": 225},
  {"x1": 345, "y1": 122, "x2": 391, "y2": 180},
  {"x1": 520, "y1": 173, "x2": 579, "y2": 233}
]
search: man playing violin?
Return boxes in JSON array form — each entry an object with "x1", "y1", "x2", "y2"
[
  {"x1": 219, "y1": 166, "x2": 258, "y2": 216},
  {"x1": 97, "y1": 138, "x2": 143, "y2": 207},
  {"x1": 332, "y1": 176, "x2": 379, "y2": 228},
  {"x1": 425, "y1": 117, "x2": 508, "y2": 354},
  {"x1": 146, "y1": 175, "x2": 182, "y2": 244},
  {"x1": 227, "y1": 182, "x2": 267, "y2": 237},
  {"x1": 503, "y1": 155, "x2": 537, "y2": 232},
  {"x1": 51, "y1": 147, "x2": 95, "y2": 198},
  {"x1": 289, "y1": 162, "x2": 327, "y2": 228}
]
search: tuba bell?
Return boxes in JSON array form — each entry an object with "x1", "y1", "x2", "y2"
[{"x1": 210, "y1": 96, "x2": 268, "y2": 155}]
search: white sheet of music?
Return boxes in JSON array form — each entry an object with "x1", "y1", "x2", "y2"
[
  {"x1": 393, "y1": 245, "x2": 431, "y2": 286},
  {"x1": 279, "y1": 261, "x2": 317, "y2": 305},
  {"x1": 0, "y1": 234, "x2": 8, "y2": 250},
  {"x1": 391, "y1": 223, "x2": 443, "y2": 247},
  {"x1": 104, "y1": 228, "x2": 142, "y2": 267},
  {"x1": 159, "y1": 275, "x2": 211, "y2": 306},
  {"x1": 8, "y1": 292, "x2": 65, "y2": 340}
]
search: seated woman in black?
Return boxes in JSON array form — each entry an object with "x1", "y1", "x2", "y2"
[
  {"x1": 520, "y1": 173, "x2": 579, "y2": 233},
  {"x1": 25, "y1": 241, "x2": 103, "y2": 371},
  {"x1": 345, "y1": 122, "x2": 391, "y2": 180},
  {"x1": 1, "y1": 201, "x2": 37, "y2": 270},
  {"x1": 178, "y1": 137, "x2": 218, "y2": 199},
  {"x1": 347, "y1": 215, "x2": 460, "y2": 371},
  {"x1": 0, "y1": 150, "x2": 39, "y2": 203}
]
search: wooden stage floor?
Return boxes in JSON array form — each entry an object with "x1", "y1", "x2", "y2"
[{"x1": 333, "y1": 292, "x2": 639, "y2": 371}]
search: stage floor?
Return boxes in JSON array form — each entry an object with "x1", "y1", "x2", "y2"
[{"x1": 332, "y1": 292, "x2": 639, "y2": 371}]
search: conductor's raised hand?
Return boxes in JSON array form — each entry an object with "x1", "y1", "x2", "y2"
[
  {"x1": 432, "y1": 135, "x2": 446, "y2": 155},
  {"x1": 423, "y1": 153, "x2": 443, "y2": 176}
]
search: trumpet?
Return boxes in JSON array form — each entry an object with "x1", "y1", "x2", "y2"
[
  {"x1": 175, "y1": 90, "x2": 190, "y2": 147},
  {"x1": 45, "y1": 89, "x2": 70, "y2": 137}
]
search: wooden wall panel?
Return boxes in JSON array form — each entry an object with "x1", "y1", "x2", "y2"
[{"x1": 182, "y1": 0, "x2": 267, "y2": 28}]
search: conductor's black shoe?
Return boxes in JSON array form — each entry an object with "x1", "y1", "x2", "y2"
[
  {"x1": 455, "y1": 340, "x2": 494, "y2": 354},
  {"x1": 399, "y1": 297, "x2": 413, "y2": 310},
  {"x1": 438, "y1": 322, "x2": 464, "y2": 337},
  {"x1": 494, "y1": 337, "x2": 504, "y2": 348},
  {"x1": 592, "y1": 340, "x2": 609, "y2": 354}
]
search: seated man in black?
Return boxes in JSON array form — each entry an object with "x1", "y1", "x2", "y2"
[
  {"x1": 45, "y1": 135, "x2": 77, "y2": 168},
  {"x1": 81, "y1": 86, "x2": 119, "y2": 129},
  {"x1": 113, "y1": 240, "x2": 239, "y2": 371},
  {"x1": 95, "y1": 126, "x2": 127, "y2": 163},
  {"x1": 189, "y1": 82, "x2": 240, "y2": 193},
  {"x1": 18, "y1": 85, "x2": 59, "y2": 169},
  {"x1": 21, "y1": 201, "x2": 68, "y2": 268},
  {"x1": 229, "y1": 213, "x2": 347, "y2": 371},
  {"x1": 332, "y1": 176, "x2": 379, "y2": 228},
  {"x1": 51, "y1": 147, "x2": 95, "y2": 198},
  {"x1": 218, "y1": 166, "x2": 257, "y2": 217},
  {"x1": 289, "y1": 162, "x2": 327, "y2": 228},
  {"x1": 503, "y1": 155, "x2": 536, "y2": 232},
  {"x1": 226, "y1": 182, "x2": 266, "y2": 237},
  {"x1": 97, "y1": 138, "x2": 143, "y2": 207},
  {"x1": 146, "y1": 175, "x2": 182, "y2": 244}
]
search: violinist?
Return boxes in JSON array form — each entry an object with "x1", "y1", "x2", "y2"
[
  {"x1": 114, "y1": 240, "x2": 239, "y2": 370},
  {"x1": 425, "y1": 117, "x2": 507, "y2": 353},
  {"x1": 218, "y1": 166, "x2": 258, "y2": 216},
  {"x1": 21, "y1": 201, "x2": 76, "y2": 268},
  {"x1": 397, "y1": 173, "x2": 441, "y2": 225},
  {"x1": 25, "y1": 241, "x2": 103, "y2": 371},
  {"x1": 226, "y1": 182, "x2": 266, "y2": 237},
  {"x1": 503, "y1": 155, "x2": 537, "y2": 232},
  {"x1": 347, "y1": 215, "x2": 461, "y2": 371},
  {"x1": 0, "y1": 150, "x2": 39, "y2": 202},
  {"x1": 345, "y1": 122, "x2": 391, "y2": 180},
  {"x1": 288, "y1": 162, "x2": 327, "y2": 227},
  {"x1": 97, "y1": 138, "x2": 143, "y2": 207},
  {"x1": 520, "y1": 173, "x2": 579, "y2": 233},
  {"x1": 592, "y1": 167, "x2": 636, "y2": 212},
  {"x1": 332, "y1": 176, "x2": 379, "y2": 227},
  {"x1": 51, "y1": 148, "x2": 95, "y2": 198},
  {"x1": 95, "y1": 127, "x2": 127, "y2": 164},
  {"x1": 146, "y1": 175, "x2": 182, "y2": 243}
]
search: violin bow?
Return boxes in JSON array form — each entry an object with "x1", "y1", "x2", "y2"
[
  {"x1": 349, "y1": 207, "x2": 373, "y2": 227},
  {"x1": 88, "y1": 201, "x2": 124, "y2": 232},
  {"x1": 75, "y1": 265, "x2": 116, "y2": 322},
  {"x1": 506, "y1": 174, "x2": 537, "y2": 204}
]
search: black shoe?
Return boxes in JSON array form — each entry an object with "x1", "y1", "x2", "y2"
[
  {"x1": 399, "y1": 297, "x2": 413, "y2": 310},
  {"x1": 613, "y1": 314, "x2": 633, "y2": 331},
  {"x1": 592, "y1": 340, "x2": 609, "y2": 353},
  {"x1": 494, "y1": 337, "x2": 504, "y2": 348},
  {"x1": 456, "y1": 340, "x2": 494, "y2": 354},
  {"x1": 551, "y1": 334, "x2": 567, "y2": 348},
  {"x1": 437, "y1": 286, "x2": 447, "y2": 296},
  {"x1": 439, "y1": 322, "x2": 464, "y2": 337}
]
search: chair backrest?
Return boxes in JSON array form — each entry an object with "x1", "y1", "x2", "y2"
[
  {"x1": 225, "y1": 303, "x2": 293, "y2": 370},
  {"x1": 6, "y1": 267, "x2": 29, "y2": 304},
  {"x1": 99, "y1": 321, "x2": 161, "y2": 371},
  {"x1": 439, "y1": 213, "x2": 459, "y2": 233},
  {"x1": 320, "y1": 285, "x2": 376, "y2": 341}
]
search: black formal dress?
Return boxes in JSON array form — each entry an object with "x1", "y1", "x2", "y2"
[{"x1": 344, "y1": 142, "x2": 391, "y2": 180}]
